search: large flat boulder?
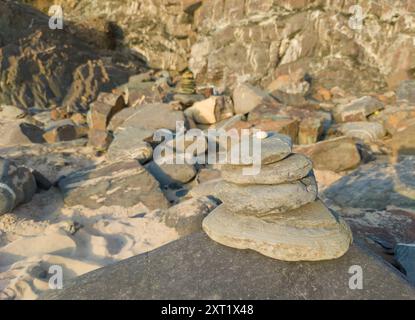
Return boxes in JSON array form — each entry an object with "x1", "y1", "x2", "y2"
[
  {"x1": 323, "y1": 156, "x2": 415, "y2": 210},
  {"x1": 42, "y1": 233, "x2": 415, "y2": 300},
  {"x1": 58, "y1": 160, "x2": 169, "y2": 210}
]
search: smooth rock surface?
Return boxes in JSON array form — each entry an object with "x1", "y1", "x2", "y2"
[
  {"x1": 42, "y1": 233, "x2": 415, "y2": 300},
  {"x1": 294, "y1": 136, "x2": 361, "y2": 172},
  {"x1": 221, "y1": 153, "x2": 312, "y2": 185},
  {"x1": 203, "y1": 201, "x2": 352, "y2": 261},
  {"x1": 232, "y1": 83, "x2": 277, "y2": 115},
  {"x1": 146, "y1": 158, "x2": 197, "y2": 186},
  {"x1": 224, "y1": 132, "x2": 292, "y2": 166},
  {"x1": 210, "y1": 175, "x2": 318, "y2": 216}
]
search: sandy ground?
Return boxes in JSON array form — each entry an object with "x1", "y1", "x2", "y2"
[
  {"x1": 0, "y1": 134, "x2": 347, "y2": 301},
  {"x1": 0, "y1": 187, "x2": 180, "y2": 300}
]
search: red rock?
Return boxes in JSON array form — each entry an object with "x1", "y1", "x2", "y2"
[
  {"x1": 294, "y1": 136, "x2": 361, "y2": 172},
  {"x1": 88, "y1": 93, "x2": 127, "y2": 130}
]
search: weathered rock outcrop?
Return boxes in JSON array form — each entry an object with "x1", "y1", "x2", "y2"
[
  {"x1": 0, "y1": 0, "x2": 146, "y2": 110},
  {"x1": 23, "y1": 0, "x2": 415, "y2": 95}
]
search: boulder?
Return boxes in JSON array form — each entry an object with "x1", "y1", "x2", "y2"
[
  {"x1": 58, "y1": 160, "x2": 169, "y2": 210},
  {"x1": 0, "y1": 105, "x2": 26, "y2": 120},
  {"x1": 336, "y1": 122, "x2": 386, "y2": 142},
  {"x1": 221, "y1": 153, "x2": 312, "y2": 185},
  {"x1": 184, "y1": 96, "x2": 233, "y2": 124},
  {"x1": 323, "y1": 156, "x2": 415, "y2": 210},
  {"x1": 108, "y1": 103, "x2": 186, "y2": 133},
  {"x1": 334, "y1": 96, "x2": 384, "y2": 123},
  {"x1": 0, "y1": 120, "x2": 45, "y2": 147},
  {"x1": 294, "y1": 136, "x2": 361, "y2": 172},
  {"x1": 87, "y1": 93, "x2": 126, "y2": 131},
  {"x1": 209, "y1": 175, "x2": 318, "y2": 216},
  {"x1": 397, "y1": 80, "x2": 415, "y2": 104},
  {"x1": 43, "y1": 120, "x2": 86, "y2": 143},
  {"x1": 145, "y1": 158, "x2": 197, "y2": 186},
  {"x1": 203, "y1": 201, "x2": 352, "y2": 261},
  {"x1": 380, "y1": 106, "x2": 415, "y2": 135},
  {"x1": 88, "y1": 129, "x2": 113, "y2": 151},
  {"x1": 232, "y1": 83, "x2": 278, "y2": 115},
  {"x1": 42, "y1": 233, "x2": 415, "y2": 300},
  {"x1": 0, "y1": 158, "x2": 37, "y2": 215},
  {"x1": 160, "y1": 196, "x2": 219, "y2": 237},
  {"x1": 390, "y1": 123, "x2": 415, "y2": 159},
  {"x1": 298, "y1": 118, "x2": 324, "y2": 145},
  {"x1": 107, "y1": 127, "x2": 153, "y2": 164}
]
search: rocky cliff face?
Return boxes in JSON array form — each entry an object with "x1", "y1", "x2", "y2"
[
  {"x1": 26, "y1": 0, "x2": 415, "y2": 96},
  {"x1": 10, "y1": 0, "x2": 415, "y2": 101},
  {"x1": 0, "y1": 0, "x2": 146, "y2": 110}
]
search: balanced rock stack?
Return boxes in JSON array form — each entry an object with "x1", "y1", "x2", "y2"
[
  {"x1": 176, "y1": 70, "x2": 196, "y2": 95},
  {"x1": 202, "y1": 132, "x2": 353, "y2": 261}
]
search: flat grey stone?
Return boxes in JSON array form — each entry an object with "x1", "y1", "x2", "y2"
[
  {"x1": 107, "y1": 127, "x2": 153, "y2": 163},
  {"x1": 212, "y1": 174, "x2": 318, "y2": 216},
  {"x1": 203, "y1": 201, "x2": 353, "y2": 261},
  {"x1": 221, "y1": 153, "x2": 312, "y2": 185},
  {"x1": 224, "y1": 132, "x2": 292, "y2": 166},
  {"x1": 41, "y1": 233, "x2": 415, "y2": 300}
]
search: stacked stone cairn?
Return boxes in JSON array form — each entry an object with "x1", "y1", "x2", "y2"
[
  {"x1": 202, "y1": 132, "x2": 353, "y2": 261},
  {"x1": 176, "y1": 70, "x2": 196, "y2": 95}
]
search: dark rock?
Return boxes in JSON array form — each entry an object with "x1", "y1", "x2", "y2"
[
  {"x1": 395, "y1": 244, "x2": 415, "y2": 285},
  {"x1": 0, "y1": 158, "x2": 37, "y2": 215},
  {"x1": 42, "y1": 233, "x2": 415, "y2": 300},
  {"x1": 323, "y1": 157, "x2": 415, "y2": 210},
  {"x1": 31, "y1": 169, "x2": 52, "y2": 191}
]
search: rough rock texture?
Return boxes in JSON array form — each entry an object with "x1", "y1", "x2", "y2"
[
  {"x1": 210, "y1": 175, "x2": 318, "y2": 216},
  {"x1": 203, "y1": 201, "x2": 352, "y2": 261},
  {"x1": 323, "y1": 156, "x2": 415, "y2": 210},
  {"x1": 58, "y1": 160, "x2": 169, "y2": 210},
  {"x1": 106, "y1": 127, "x2": 153, "y2": 163},
  {"x1": 0, "y1": 158, "x2": 37, "y2": 215},
  {"x1": 24, "y1": 0, "x2": 415, "y2": 95},
  {"x1": 108, "y1": 103, "x2": 187, "y2": 133},
  {"x1": 0, "y1": 0, "x2": 146, "y2": 110},
  {"x1": 221, "y1": 153, "x2": 313, "y2": 185},
  {"x1": 41, "y1": 233, "x2": 415, "y2": 300},
  {"x1": 335, "y1": 122, "x2": 386, "y2": 142}
]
